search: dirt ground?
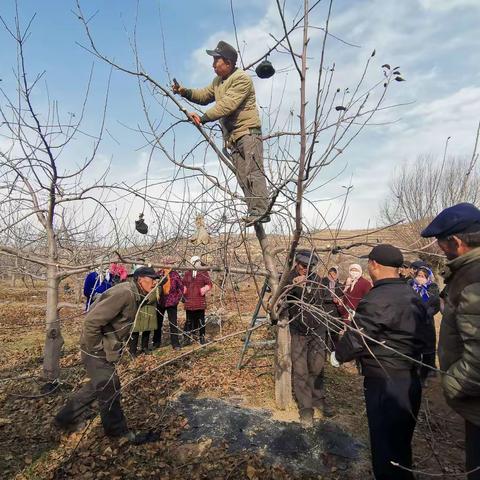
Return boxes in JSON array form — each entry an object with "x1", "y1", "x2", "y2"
[{"x1": 0, "y1": 282, "x2": 467, "y2": 479}]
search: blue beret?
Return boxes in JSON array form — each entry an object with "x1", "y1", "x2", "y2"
[{"x1": 421, "y1": 203, "x2": 480, "y2": 238}]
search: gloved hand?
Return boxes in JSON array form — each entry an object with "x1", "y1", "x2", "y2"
[{"x1": 330, "y1": 351, "x2": 340, "y2": 368}]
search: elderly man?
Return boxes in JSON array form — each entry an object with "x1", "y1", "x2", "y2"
[
  {"x1": 335, "y1": 244, "x2": 427, "y2": 480},
  {"x1": 421, "y1": 202, "x2": 480, "y2": 480},
  {"x1": 173, "y1": 40, "x2": 270, "y2": 225},
  {"x1": 286, "y1": 249, "x2": 327, "y2": 426},
  {"x1": 54, "y1": 267, "x2": 164, "y2": 444}
]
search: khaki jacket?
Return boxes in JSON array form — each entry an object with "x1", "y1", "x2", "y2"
[
  {"x1": 440, "y1": 247, "x2": 480, "y2": 426},
  {"x1": 184, "y1": 68, "x2": 261, "y2": 144},
  {"x1": 80, "y1": 280, "x2": 141, "y2": 362}
]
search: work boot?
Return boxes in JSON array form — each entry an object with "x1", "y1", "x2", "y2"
[
  {"x1": 299, "y1": 408, "x2": 314, "y2": 427},
  {"x1": 242, "y1": 213, "x2": 271, "y2": 226}
]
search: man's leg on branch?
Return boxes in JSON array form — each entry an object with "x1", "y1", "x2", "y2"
[{"x1": 230, "y1": 133, "x2": 270, "y2": 223}]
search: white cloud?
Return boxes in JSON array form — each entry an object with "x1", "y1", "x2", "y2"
[{"x1": 419, "y1": 0, "x2": 480, "y2": 11}]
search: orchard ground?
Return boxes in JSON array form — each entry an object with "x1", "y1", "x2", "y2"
[{"x1": 0, "y1": 277, "x2": 466, "y2": 479}]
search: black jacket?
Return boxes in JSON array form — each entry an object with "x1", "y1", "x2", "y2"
[
  {"x1": 319, "y1": 277, "x2": 343, "y2": 318},
  {"x1": 286, "y1": 270, "x2": 327, "y2": 336},
  {"x1": 335, "y1": 278, "x2": 428, "y2": 377}
]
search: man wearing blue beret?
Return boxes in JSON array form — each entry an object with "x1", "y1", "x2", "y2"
[{"x1": 422, "y1": 202, "x2": 480, "y2": 479}]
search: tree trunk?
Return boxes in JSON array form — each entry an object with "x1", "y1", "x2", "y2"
[
  {"x1": 254, "y1": 223, "x2": 293, "y2": 409},
  {"x1": 42, "y1": 265, "x2": 63, "y2": 381}
]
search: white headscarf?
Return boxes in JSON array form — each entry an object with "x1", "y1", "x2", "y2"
[
  {"x1": 190, "y1": 256, "x2": 201, "y2": 278},
  {"x1": 346, "y1": 263, "x2": 363, "y2": 291}
]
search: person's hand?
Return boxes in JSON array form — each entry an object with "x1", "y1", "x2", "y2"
[
  {"x1": 332, "y1": 297, "x2": 339, "y2": 304},
  {"x1": 183, "y1": 286, "x2": 187, "y2": 295},
  {"x1": 188, "y1": 112, "x2": 202, "y2": 126},
  {"x1": 330, "y1": 351, "x2": 340, "y2": 368},
  {"x1": 171, "y1": 82, "x2": 185, "y2": 95},
  {"x1": 293, "y1": 275, "x2": 306, "y2": 285},
  {"x1": 345, "y1": 277, "x2": 352, "y2": 287}
]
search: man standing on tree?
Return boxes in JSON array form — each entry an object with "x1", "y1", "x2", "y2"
[
  {"x1": 421, "y1": 203, "x2": 480, "y2": 480},
  {"x1": 54, "y1": 267, "x2": 164, "y2": 444},
  {"x1": 172, "y1": 40, "x2": 270, "y2": 225}
]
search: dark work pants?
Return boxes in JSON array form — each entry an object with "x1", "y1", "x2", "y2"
[
  {"x1": 291, "y1": 332, "x2": 326, "y2": 412},
  {"x1": 128, "y1": 331, "x2": 150, "y2": 355},
  {"x1": 55, "y1": 353, "x2": 128, "y2": 436},
  {"x1": 466, "y1": 420, "x2": 480, "y2": 480},
  {"x1": 419, "y1": 352, "x2": 436, "y2": 383},
  {"x1": 153, "y1": 305, "x2": 180, "y2": 348},
  {"x1": 185, "y1": 309, "x2": 206, "y2": 339},
  {"x1": 230, "y1": 133, "x2": 269, "y2": 215},
  {"x1": 364, "y1": 375, "x2": 422, "y2": 480}
]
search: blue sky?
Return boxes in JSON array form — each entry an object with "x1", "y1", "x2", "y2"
[{"x1": 1, "y1": 0, "x2": 479, "y2": 231}]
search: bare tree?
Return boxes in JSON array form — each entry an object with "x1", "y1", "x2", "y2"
[
  {"x1": 74, "y1": 0, "x2": 405, "y2": 407},
  {"x1": 382, "y1": 124, "x2": 480, "y2": 268},
  {"x1": 0, "y1": 10, "x2": 171, "y2": 387}
]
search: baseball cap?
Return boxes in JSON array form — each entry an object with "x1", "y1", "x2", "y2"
[
  {"x1": 295, "y1": 249, "x2": 319, "y2": 266},
  {"x1": 367, "y1": 244, "x2": 404, "y2": 268},
  {"x1": 206, "y1": 41, "x2": 238, "y2": 64},
  {"x1": 129, "y1": 266, "x2": 160, "y2": 279}
]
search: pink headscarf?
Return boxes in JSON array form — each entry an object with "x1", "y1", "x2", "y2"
[{"x1": 109, "y1": 263, "x2": 128, "y2": 281}]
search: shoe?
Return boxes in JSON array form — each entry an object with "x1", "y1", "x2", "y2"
[
  {"x1": 199, "y1": 336, "x2": 207, "y2": 345},
  {"x1": 114, "y1": 430, "x2": 160, "y2": 445},
  {"x1": 242, "y1": 213, "x2": 271, "y2": 226},
  {"x1": 299, "y1": 408, "x2": 314, "y2": 427},
  {"x1": 173, "y1": 345, "x2": 181, "y2": 351},
  {"x1": 53, "y1": 416, "x2": 87, "y2": 433}
]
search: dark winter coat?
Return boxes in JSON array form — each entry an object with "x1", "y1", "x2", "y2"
[
  {"x1": 183, "y1": 270, "x2": 212, "y2": 311},
  {"x1": 439, "y1": 247, "x2": 480, "y2": 426},
  {"x1": 286, "y1": 270, "x2": 327, "y2": 336},
  {"x1": 335, "y1": 278, "x2": 428, "y2": 378},
  {"x1": 319, "y1": 277, "x2": 343, "y2": 318},
  {"x1": 337, "y1": 276, "x2": 372, "y2": 320},
  {"x1": 158, "y1": 270, "x2": 184, "y2": 308}
]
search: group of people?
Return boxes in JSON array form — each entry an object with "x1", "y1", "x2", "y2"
[
  {"x1": 52, "y1": 35, "x2": 480, "y2": 478},
  {"x1": 286, "y1": 203, "x2": 480, "y2": 479},
  {"x1": 83, "y1": 256, "x2": 213, "y2": 357}
]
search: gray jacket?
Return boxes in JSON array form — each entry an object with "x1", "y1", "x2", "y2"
[{"x1": 80, "y1": 280, "x2": 141, "y2": 362}]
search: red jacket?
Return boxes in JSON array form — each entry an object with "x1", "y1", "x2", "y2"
[
  {"x1": 337, "y1": 276, "x2": 372, "y2": 319},
  {"x1": 183, "y1": 270, "x2": 212, "y2": 311}
]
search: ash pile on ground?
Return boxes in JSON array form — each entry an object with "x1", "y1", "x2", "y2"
[{"x1": 174, "y1": 394, "x2": 365, "y2": 476}]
